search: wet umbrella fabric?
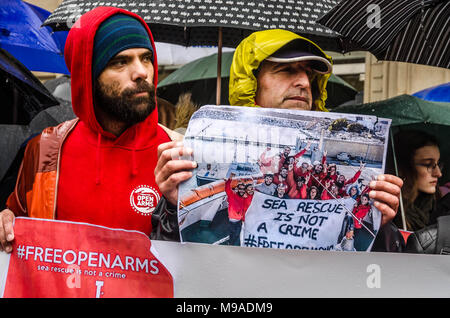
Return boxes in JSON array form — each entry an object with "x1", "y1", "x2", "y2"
[
  {"x1": 413, "y1": 82, "x2": 450, "y2": 103},
  {"x1": 317, "y1": 0, "x2": 450, "y2": 68},
  {"x1": 332, "y1": 94, "x2": 450, "y2": 184},
  {"x1": 0, "y1": 102, "x2": 75, "y2": 208},
  {"x1": 43, "y1": 0, "x2": 350, "y2": 52},
  {"x1": 157, "y1": 51, "x2": 358, "y2": 108},
  {"x1": 44, "y1": 0, "x2": 356, "y2": 105},
  {"x1": 0, "y1": 0, "x2": 69, "y2": 74},
  {"x1": 0, "y1": 49, "x2": 59, "y2": 125},
  {"x1": 0, "y1": 60, "x2": 73, "y2": 207},
  {"x1": 333, "y1": 94, "x2": 450, "y2": 230}
]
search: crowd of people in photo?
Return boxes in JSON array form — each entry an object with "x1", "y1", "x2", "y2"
[
  {"x1": 254, "y1": 143, "x2": 368, "y2": 203},
  {"x1": 213, "y1": 128, "x2": 448, "y2": 251},
  {"x1": 222, "y1": 142, "x2": 375, "y2": 247}
]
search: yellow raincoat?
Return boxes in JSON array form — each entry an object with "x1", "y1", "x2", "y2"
[{"x1": 229, "y1": 29, "x2": 333, "y2": 111}]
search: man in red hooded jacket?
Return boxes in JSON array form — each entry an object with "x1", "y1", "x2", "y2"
[
  {"x1": 224, "y1": 174, "x2": 254, "y2": 246},
  {"x1": 0, "y1": 7, "x2": 182, "y2": 253}
]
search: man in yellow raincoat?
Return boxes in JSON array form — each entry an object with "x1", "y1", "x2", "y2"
[
  {"x1": 152, "y1": 30, "x2": 403, "y2": 243},
  {"x1": 228, "y1": 29, "x2": 331, "y2": 112}
]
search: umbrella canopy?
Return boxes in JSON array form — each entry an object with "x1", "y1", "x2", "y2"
[
  {"x1": 332, "y1": 94, "x2": 450, "y2": 184},
  {"x1": 0, "y1": 75, "x2": 75, "y2": 202},
  {"x1": 317, "y1": 0, "x2": 450, "y2": 69},
  {"x1": 413, "y1": 82, "x2": 450, "y2": 102},
  {"x1": 43, "y1": 0, "x2": 362, "y2": 104},
  {"x1": 0, "y1": 102, "x2": 75, "y2": 208},
  {"x1": 0, "y1": 48, "x2": 59, "y2": 125},
  {"x1": 157, "y1": 51, "x2": 358, "y2": 108},
  {"x1": 0, "y1": 0, "x2": 69, "y2": 74},
  {"x1": 43, "y1": 0, "x2": 353, "y2": 52}
]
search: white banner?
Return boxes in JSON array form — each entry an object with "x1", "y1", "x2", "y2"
[{"x1": 3, "y1": 238, "x2": 450, "y2": 298}]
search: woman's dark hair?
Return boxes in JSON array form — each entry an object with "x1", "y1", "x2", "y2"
[
  {"x1": 360, "y1": 193, "x2": 370, "y2": 205},
  {"x1": 296, "y1": 176, "x2": 306, "y2": 183},
  {"x1": 394, "y1": 129, "x2": 440, "y2": 205}
]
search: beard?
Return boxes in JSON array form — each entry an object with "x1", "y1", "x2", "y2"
[
  {"x1": 335, "y1": 181, "x2": 344, "y2": 188},
  {"x1": 94, "y1": 79, "x2": 156, "y2": 126}
]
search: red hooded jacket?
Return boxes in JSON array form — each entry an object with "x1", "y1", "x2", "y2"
[
  {"x1": 7, "y1": 7, "x2": 174, "y2": 235},
  {"x1": 352, "y1": 204, "x2": 371, "y2": 229},
  {"x1": 224, "y1": 179, "x2": 253, "y2": 221}
]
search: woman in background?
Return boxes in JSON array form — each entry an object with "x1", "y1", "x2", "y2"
[{"x1": 394, "y1": 130, "x2": 444, "y2": 232}]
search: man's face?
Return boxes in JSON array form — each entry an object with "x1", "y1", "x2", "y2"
[
  {"x1": 277, "y1": 184, "x2": 286, "y2": 196},
  {"x1": 283, "y1": 147, "x2": 291, "y2": 156},
  {"x1": 246, "y1": 185, "x2": 254, "y2": 196},
  {"x1": 331, "y1": 185, "x2": 338, "y2": 195},
  {"x1": 361, "y1": 195, "x2": 369, "y2": 205},
  {"x1": 264, "y1": 175, "x2": 273, "y2": 185},
  {"x1": 280, "y1": 168, "x2": 288, "y2": 178},
  {"x1": 237, "y1": 184, "x2": 246, "y2": 197},
  {"x1": 255, "y1": 60, "x2": 314, "y2": 110},
  {"x1": 94, "y1": 48, "x2": 156, "y2": 126},
  {"x1": 314, "y1": 164, "x2": 323, "y2": 174}
]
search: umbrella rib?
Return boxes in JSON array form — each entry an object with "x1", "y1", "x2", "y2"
[
  {"x1": 417, "y1": 5, "x2": 440, "y2": 65},
  {"x1": 392, "y1": 21, "x2": 411, "y2": 61},
  {"x1": 325, "y1": 0, "x2": 362, "y2": 30},
  {"x1": 341, "y1": 0, "x2": 405, "y2": 46},
  {"x1": 435, "y1": 32, "x2": 450, "y2": 68},
  {"x1": 366, "y1": 2, "x2": 424, "y2": 53},
  {"x1": 428, "y1": 2, "x2": 450, "y2": 67},
  {"x1": 404, "y1": 15, "x2": 426, "y2": 63},
  {"x1": 351, "y1": 0, "x2": 402, "y2": 37}
]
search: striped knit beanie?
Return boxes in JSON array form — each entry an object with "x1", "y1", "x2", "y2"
[{"x1": 92, "y1": 14, "x2": 153, "y2": 79}]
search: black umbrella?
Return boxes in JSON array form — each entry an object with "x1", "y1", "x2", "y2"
[
  {"x1": 0, "y1": 72, "x2": 75, "y2": 208},
  {"x1": 0, "y1": 48, "x2": 59, "y2": 124},
  {"x1": 0, "y1": 102, "x2": 75, "y2": 208},
  {"x1": 43, "y1": 0, "x2": 359, "y2": 104},
  {"x1": 43, "y1": 0, "x2": 350, "y2": 50},
  {"x1": 317, "y1": 0, "x2": 450, "y2": 69}
]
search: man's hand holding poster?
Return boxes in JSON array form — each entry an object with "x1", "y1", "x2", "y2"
[{"x1": 178, "y1": 106, "x2": 390, "y2": 252}]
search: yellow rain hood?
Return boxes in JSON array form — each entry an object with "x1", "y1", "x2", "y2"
[{"x1": 229, "y1": 29, "x2": 333, "y2": 111}]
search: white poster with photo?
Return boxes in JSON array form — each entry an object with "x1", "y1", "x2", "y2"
[{"x1": 177, "y1": 105, "x2": 391, "y2": 252}]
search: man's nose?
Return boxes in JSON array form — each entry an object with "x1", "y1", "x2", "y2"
[
  {"x1": 131, "y1": 61, "x2": 150, "y2": 81},
  {"x1": 293, "y1": 70, "x2": 311, "y2": 88}
]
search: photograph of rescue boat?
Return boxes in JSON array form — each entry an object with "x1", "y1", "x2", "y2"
[{"x1": 178, "y1": 106, "x2": 390, "y2": 251}]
